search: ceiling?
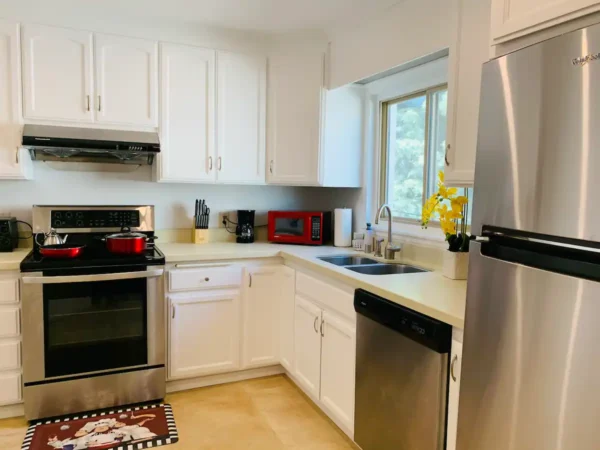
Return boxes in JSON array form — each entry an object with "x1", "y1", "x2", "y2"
[{"x1": 4, "y1": 0, "x2": 400, "y2": 33}]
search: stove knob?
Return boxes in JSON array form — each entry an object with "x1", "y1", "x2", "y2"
[
  {"x1": 54, "y1": 220, "x2": 62, "y2": 227},
  {"x1": 76, "y1": 220, "x2": 84, "y2": 227}
]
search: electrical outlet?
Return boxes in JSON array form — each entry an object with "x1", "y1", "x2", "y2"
[{"x1": 220, "y1": 213, "x2": 229, "y2": 228}]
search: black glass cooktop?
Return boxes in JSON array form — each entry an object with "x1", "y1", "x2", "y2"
[{"x1": 20, "y1": 233, "x2": 165, "y2": 272}]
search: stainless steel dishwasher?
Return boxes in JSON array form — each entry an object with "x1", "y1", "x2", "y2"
[{"x1": 354, "y1": 289, "x2": 452, "y2": 450}]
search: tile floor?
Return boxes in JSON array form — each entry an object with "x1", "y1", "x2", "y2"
[{"x1": 0, "y1": 375, "x2": 357, "y2": 449}]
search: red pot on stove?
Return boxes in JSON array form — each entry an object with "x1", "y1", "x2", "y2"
[{"x1": 103, "y1": 227, "x2": 157, "y2": 255}]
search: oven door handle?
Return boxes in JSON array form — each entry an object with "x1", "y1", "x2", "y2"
[{"x1": 21, "y1": 268, "x2": 164, "y2": 284}]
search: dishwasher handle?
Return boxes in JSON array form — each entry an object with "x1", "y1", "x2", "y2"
[{"x1": 354, "y1": 288, "x2": 452, "y2": 353}]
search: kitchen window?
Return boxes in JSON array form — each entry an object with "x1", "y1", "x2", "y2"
[{"x1": 380, "y1": 85, "x2": 450, "y2": 222}]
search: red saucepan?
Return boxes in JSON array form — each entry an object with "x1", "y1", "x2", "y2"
[
  {"x1": 102, "y1": 227, "x2": 157, "y2": 255},
  {"x1": 39, "y1": 244, "x2": 86, "y2": 259}
]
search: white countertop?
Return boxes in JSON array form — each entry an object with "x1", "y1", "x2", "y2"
[
  {"x1": 159, "y1": 242, "x2": 467, "y2": 328},
  {"x1": 0, "y1": 243, "x2": 467, "y2": 328},
  {"x1": 0, "y1": 248, "x2": 30, "y2": 271}
]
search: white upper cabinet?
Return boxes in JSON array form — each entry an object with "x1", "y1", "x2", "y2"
[
  {"x1": 216, "y1": 51, "x2": 266, "y2": 184},
  {"x1": 95, "y1": 34, "x2": 158, "y2": 127},
  {"x1": 21, "y1": 24, "x2": 93, "y2": 123},
  {"x1": 267, "y1": 52, "x2": 323, "y2": 185},
  {"x1": 490, "y1": 0, "x2": 600, "y2": 44},
  {"x1": 0, "y1": 21, "x2": 32, "y2": 180},
  {"x1": 445, "y1": 0, "x2": 492, "y2": 186},
  {"x1": 242, "y1": 266, "x2": 282, "y2": 369},
  {"x1": 267, "y1": 50, "x2": 363, "y2": 187},
  {"x1": 158, "y1": 43, "x2": 215, "y2": 183}
]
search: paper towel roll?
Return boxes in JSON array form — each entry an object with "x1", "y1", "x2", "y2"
[{"x1": 334, "y1": 208, "x2": 352, "y2": 247}]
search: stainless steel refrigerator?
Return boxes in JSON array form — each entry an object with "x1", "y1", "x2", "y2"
[{"x1": 458, "y1": 22, "x2": 600, "y2": 450}]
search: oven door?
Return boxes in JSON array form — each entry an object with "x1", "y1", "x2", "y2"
[{"x1": 20, "y1": 267, "x2": 164, "y2": 384}]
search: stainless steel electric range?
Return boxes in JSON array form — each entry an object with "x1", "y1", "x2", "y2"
[{"x1": 20, "y1": 205, "x2": 166, "y2": 420}]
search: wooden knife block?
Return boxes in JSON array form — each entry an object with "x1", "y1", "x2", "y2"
[{"x1": 192, "y1": 229, "x2": 210, "y2": 244}]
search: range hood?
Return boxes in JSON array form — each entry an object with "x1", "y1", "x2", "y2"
[{"x1": 22, "y1": 125, "x2": 160, "y2": 165}]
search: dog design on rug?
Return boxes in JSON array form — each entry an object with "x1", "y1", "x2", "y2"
[{"x1": 47, "y1": 413, "x2": 157, "y2": 449}]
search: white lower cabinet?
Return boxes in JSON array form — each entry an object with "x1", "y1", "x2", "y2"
[
  {"x1": 446, "y1": 338, "x2": 463, "y2": 450},
  {"x1": 292, "y1": 285, "x2": 356, "y2": 436},
  {"x1": 320, "y1": 310, "x2": 356, "y2": 433},
  {"x1": 278, "y1": 267, "x2": 295, "y2": 372},
  {"x1": 0, "y1": 372, "x2": 21, "y2": 406},
  {"x1": 168, "y1": 289, "x2": 240, "y2": 379},
  {"x1": 242, "y1": 266, "x2": 288, "y2": 368},
  {"x1": 293, "y1": 294, "x2": 323, "y2": 399}
]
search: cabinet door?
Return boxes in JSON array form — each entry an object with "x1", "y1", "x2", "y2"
[
  {"x1": 446, "y1": 339, "x2": 463, "y2": 450},
  {"x1": 293, "y1": 294, "x2": 322, "y2": 399},
  {"x1": 216, "y1": 52, "x2": 266, "y2": 184},
  {"x1": 168, "y1": 290, "x2": 240, "y2": 379},
  {"x1": 21, "y1": 24, "x2": 93, "y2": 122},
  {"x1": 0, "y1": 372, "x2": 21, "y2": 406},
  {"x1": 320, "y1": 310, "x2": 356, "y2": 434},
  {"x1": 267, "y1": 52, "x2": 323, "y2": 185},
  {"x1": 0, "y1": 21, "x2": 32, "y2": 180},
  {"x1": 242, "y1": 267, "x2": 281, "y2": 368},
  {"x1": 490, "y1": 0, "x2": 600, "y2": 44},
  {"x1": 445, "y1": 0, "x2": 491, "y2": 186},
  {"x1": 95, "y1": 34, "x2": 158, "y2": 127},
  {"x1": 158, "y1": 43, "x2": 215, "y2": 183},
  {"x1": 279, "y1": 266, "x2": 296, "y2": 372}
]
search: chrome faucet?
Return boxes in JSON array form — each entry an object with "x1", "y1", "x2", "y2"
[{"x1": 374, "y1": 204, "x2": 401, "y2": 260}]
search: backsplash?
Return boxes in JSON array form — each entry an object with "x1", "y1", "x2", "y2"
[{"x1": 1, "y1": 164, "x2": 361, "y2": 229}]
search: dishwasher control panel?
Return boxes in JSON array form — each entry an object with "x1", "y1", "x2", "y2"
[{"x1": 354, "y1": 288, "x2": 451, "y2": 353}]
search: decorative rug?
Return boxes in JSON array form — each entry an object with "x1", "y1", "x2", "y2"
[{"x1": 22, "y1": 403, "x2": 178, "y2": 450}]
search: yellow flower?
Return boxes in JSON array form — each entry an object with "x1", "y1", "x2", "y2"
[{"x1": 438, "y1": 171, "x2": 444, "y2": 183}]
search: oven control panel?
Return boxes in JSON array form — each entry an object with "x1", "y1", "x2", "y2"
[{"x1": 51, "y1": 210, "x2": 141, "y2": 228}]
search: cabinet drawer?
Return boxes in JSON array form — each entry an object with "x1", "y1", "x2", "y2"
[
  {"x1": 0, "y1": 341, "x2": 20, "y2": 371},
  {"x1": 0, "y1": 279, "x2": 19, "y2": 304},
  {"x1": 0, "y1": 372, "x2": 21, "y2": 406},
  {"x1": 0, "y1": 309, "x2": 20, "y2": 338},
  {"x1": 169, "y1": 265, "x2": 243, "y2": 292},
  {"x1": 296, "y1": 272, "x2": 354, "y2": 320}
]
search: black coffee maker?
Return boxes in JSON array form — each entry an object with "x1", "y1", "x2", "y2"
[{"x1": 236, "y1": 210, "x2": 255, "y2": 244}]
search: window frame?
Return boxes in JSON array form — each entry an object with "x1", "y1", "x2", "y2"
[{"x1": 378, "y1": 83, "x2": 448, "y2": 225}]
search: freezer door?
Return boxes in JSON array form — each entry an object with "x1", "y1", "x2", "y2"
[
  {"x1": 458, "y1": 242, "x2": 600, "y2": 450},
  {"x1": 474, "y1": 22, "x2": 600, "y2": 242}
]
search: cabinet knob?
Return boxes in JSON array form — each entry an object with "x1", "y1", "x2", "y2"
[
  {"x1": 204, "y1": 277, "x2": 210, "y2": 282},
  {"x1": 269, "y1": 160, "x2": 274, "y2": 174},
  {"x1": 313, "y1": 316, "x2": 319, "y2": 333},
  {"x1": 172, "y1": 305, "x2": 176, "y2": 319},
  {"x1": 86, "y1": 95, "x2": 90, "y2": 112},
  {"x1": 320, "y1": 319, "x2": 325, "y2": 337},
  {"x1": 98, "y1": 95, "x2": 102, "y2": 112},
  {"x1": 209, "y1": 157, "x2": 213, "y2": 171},
  {"x1": 15, "y1": 147, "x2": 19, "y2": 164},
  {"x1": 445, "y1": 144, "x2": 451, "y2": 166},
  {"x1": 218, "y1": 157, "x2": 222, "y2": 171}
]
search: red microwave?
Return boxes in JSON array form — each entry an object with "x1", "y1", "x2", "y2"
[{"x1": 268, "y1": 211, "x2": 332, "y2": 245}]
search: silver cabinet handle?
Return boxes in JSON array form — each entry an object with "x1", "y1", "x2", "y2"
[
  {"x1": 172, "y1": 305, "x2": 176, "y2": 319},
  {"x1": 86, "y1": 95, "x2": 90, "y2": 112},
  {"x1": 98, "y1": 95, "x2": 102, "y2": 112},
  {"x1": 15, "y1": 147, "x2": 19, "y2": 164},
  {"x1": 22, "y1": 268, "x2": 164, "y2": 284},
  {"x1": 208, "y1": 156, "x2": 213, "y2": 171},
  {"x1": 451, "y1": 354, "x2": 458, "y2": 382},
  {"x1": 249, "y1": 274, "x2": 252, "y2": 288},
  {"x1": 313, "y1": 316, "x2": 319, "y2": 333},
  {"x1": 320, "y1": 319, "x2": 325, "y2": 337},
  {"x1": 445, "y1": 144, "x2": 451, "y2": 166},
  {"x1": 218, "y1": 156, "x2": 222, "y2": 171},
  {"x1": 269, "y1": 160, "x2": 273, "y2": 174}
]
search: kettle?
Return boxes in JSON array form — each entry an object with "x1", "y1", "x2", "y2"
[{"x1": 36, "y1": 228, "x2": 69, "y2": 247}]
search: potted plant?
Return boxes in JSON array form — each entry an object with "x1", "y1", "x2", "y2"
[{"x1": 421, "y1": 171, "x2": 470, "y2": 280}]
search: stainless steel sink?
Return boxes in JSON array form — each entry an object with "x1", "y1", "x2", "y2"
[
  {"x1": 318, "y1": 256, "x2": 380, "y2": 266},
  {"x1": 347, "y1": 264, "x2": 428, "y2": 275}
]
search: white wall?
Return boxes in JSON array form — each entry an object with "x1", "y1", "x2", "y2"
[
  {"x1": 1, "y1": 164, "x2": 360, "y2": 229},
  {"x1": 327, "y1": 0, "x2": 456, "y2": 88}
]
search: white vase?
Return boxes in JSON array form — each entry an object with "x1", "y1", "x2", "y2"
[{"x1": 443, "y1": 251, "x2": 469, "y2": 280}]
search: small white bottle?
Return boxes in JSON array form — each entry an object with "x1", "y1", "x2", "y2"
[{"x1": 365, "y1": 223, "x2": 374, "y2": 250}]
